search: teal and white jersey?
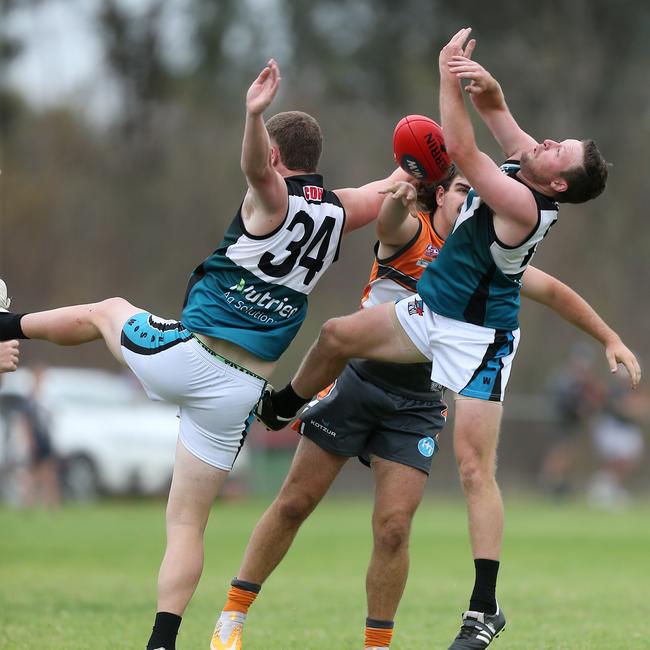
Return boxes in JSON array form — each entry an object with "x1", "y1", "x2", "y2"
[
  {"x1": 417, "y1": 161, "x2": 558, "y2": 331},
  {"x1": 182, "y1": 174, "x2": 345, "y2": 361}
]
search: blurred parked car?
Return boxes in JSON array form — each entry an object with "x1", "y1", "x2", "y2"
[{"x1": 0, "y1": 367, "x2": 180, "y2": 499}]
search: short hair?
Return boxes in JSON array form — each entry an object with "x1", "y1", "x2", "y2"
[
  {"x1": 416, "y1": 163, "x2": 458, "y2": 212},
  {"x1": 436, "y1": 163, "x2": 459, "y2": 192},
  {"x1": 265, "y1": 111, "x2": 322, "y2": 173},
  {"x1": 557, "y1": 140, "x2": 608, "y2": 204}
]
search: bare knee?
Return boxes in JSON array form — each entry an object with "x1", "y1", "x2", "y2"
[
  {"x1": 88, "y1": 297, "x2": 140, "y2": 347},
  {"x1": 92, "y1": 297, "x2": 136, "y2": 321},
  {"x1": 273, "y1": 489, "x2": 318, "y2": 528},
  {"x1": 166, "y1": 503, "x2": 210, "y2": 537},
  {"x1": 321, "y1": 316, "x2": 360, "y2": 357},
  {"x1": 373, "y1": 513, "x2": 412, "y2": 555},
  {"x1": 457, "y1": 450, "x2": 496, "y2": 495}
]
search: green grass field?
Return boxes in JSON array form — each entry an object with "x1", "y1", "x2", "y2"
[{"x1": 1, "y1": 497, "x2": 649, "y2": 649}]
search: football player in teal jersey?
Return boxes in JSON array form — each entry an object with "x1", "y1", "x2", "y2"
[
  {"x1": 213, "y1": 163, "x2": 639, "y2": 650},
  {"x1": 0, "y1": 59, "x2": 409, "y2": 650},
  {"x1": 258, "y1": 32, "x2": 641, "y2": 650}
]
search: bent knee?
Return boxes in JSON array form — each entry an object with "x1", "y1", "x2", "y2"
[
  {"x1": 274, "y1": 491, "x2": 317, "y2": 526},
  {"x1": 374, "y1": 514, "x2": 412, "y2": 553},
  {"x1": 94, "y1": 296, "x2": 135, "y2": 315},
  {"x1": 90, "y1": 297, "x2": 139, "y2": 327},
  {"x1": 319, "y1": 317, "x2": 354, "y2": 357}
]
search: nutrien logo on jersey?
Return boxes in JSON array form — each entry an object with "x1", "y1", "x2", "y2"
[
  {"x1": 223, "y1": 279, "x2": 299, "y2": 324},
  {"x1": 303, "y1": 186, "x2": 323, "y2": 202}
]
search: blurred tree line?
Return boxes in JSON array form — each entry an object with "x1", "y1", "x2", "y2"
[{"x1": 1, "y1": 0, "x2": 649, "y2": 389}]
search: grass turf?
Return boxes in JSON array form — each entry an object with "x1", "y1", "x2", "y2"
[{"x1": 1, "y1": 497, "x2": 649, "y2": 649}]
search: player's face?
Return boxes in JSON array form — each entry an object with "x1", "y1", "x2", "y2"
[
  {"x1": 445, "y1": 175, "x2": 471, "y2": 215},
  {"x1": 437, "y1": 175, "x2": 471, "y2": 230},
  {"x1": 522, "y1": 139, "x2": 584, "y2": 180}
]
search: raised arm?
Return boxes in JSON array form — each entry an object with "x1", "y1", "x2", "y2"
[
  {"x1": 240, "y1": 59, "x2": 289, "y2": 236},
  {"x1": 438, "y1": 29, "x2": 539, "y2": 244},
  {"x1": 335, "y1": 166, "x2": 411, "y2": 234},
  {"x1": 521, "y1": 266, "x2": 641, "y2": 387},
  {"x1": 447, "y1": 56, "x2": 537, "y2": 160},
  {"x1": 375, "y1": 181, "x2": 420, "y2": 257}
]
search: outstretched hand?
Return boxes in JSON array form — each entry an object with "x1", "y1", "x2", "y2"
[
  {"x1": 439, "y1": 27, "x2": 476, "y2": 73},
  {"x1": 246, "y1": 59, "x2": 281, "y2": 115},
  {"x1": 605, "y1": 338, "x2": 642, "y2": 389},
  {"x1": 447, "y1": 56, "x2": 500, "y2": 98},
  {"x1": 379, "y1": 181, "x2": 419, "y2": 217}
]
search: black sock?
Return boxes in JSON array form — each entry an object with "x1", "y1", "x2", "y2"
[
  {"x1": 146, "y1": 611, "x2": 182, "y2": 650},
  {"x1": 469, "y1": 559, "x2": 499, "y2": 615},
  {"x1": 231, "y1": 577, "x2": 261, "y2": 593},
  {"x1": 0, "y1": 313, "x2": 28, "y2": 340},
  {"x1": 366, "y1": 617, "x2": 394, "y2": 629},
  {"x1": 271, "y1": 383, "x2": 310, "y2": 418}
]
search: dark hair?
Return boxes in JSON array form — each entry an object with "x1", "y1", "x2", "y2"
[
  {"x1": 416, "y1": 163, "x2": 458, "y2": 212},
  {"x1": 557, "y1": 140, "x2": 608, "y2": 204},
  {"x1": 265, "y1": 111, "x2": 322, "y2": 172}
]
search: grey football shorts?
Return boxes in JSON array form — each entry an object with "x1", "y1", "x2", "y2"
[{"x1": 295, "y1": 364, "x2": 447, "y2": 474}]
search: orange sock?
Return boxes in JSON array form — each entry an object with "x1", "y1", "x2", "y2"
[
  {"x1": 223, "y1": 582, "x2": 260, "y2": 614},
  {"x1": 365, "y1": 618, "x2": 394, "y2": 648}
]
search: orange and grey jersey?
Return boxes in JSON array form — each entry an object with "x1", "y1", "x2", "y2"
[
  {"x1": 182, "y1": 174, "x2": 345, "y2": 361},
  {"x1": 360, "y1": 210, "x2": 445, "y2": 308},
  {"x1": 351, "y1": 211, "x2": 446, "y2": 400}
]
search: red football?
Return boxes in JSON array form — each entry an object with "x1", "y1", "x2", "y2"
[{"x1": 393, "y1": 115, "x2": 451, "y2": 183}]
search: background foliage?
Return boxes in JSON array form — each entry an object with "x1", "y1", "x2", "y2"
[{"x1": 1, "y1": 0, "x2": 649, "y2": 390}]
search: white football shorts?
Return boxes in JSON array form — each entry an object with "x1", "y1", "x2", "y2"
[
  {"x1": 394, "y1": 294, "x2": 520, "y2": 402},
  {"x1": 120, "y1": 312, "x2": 266, "y2": 471}
]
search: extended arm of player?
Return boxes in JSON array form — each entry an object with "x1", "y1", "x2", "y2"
[
  {"x1": 521, "y1": 266, "x2": 641, "y2": 387},
  {"x1": 447, "y1": 56, "x2": 537, "y2": 160},
  {"x1": 374, "y1": 181, "x2": 420, "y2": 256},
  {"x1": 438, "y1": 29, "x2": 538, "y2": 242},
  {"x1": 335, "y1": 166, "x2": 411, "y2": 235},
  {"x1": 240, "y1": 59, "x2": 289, "y2": 236},
  {"x1": 0, "y1": 339, "x2": 20, "y2": 373}
]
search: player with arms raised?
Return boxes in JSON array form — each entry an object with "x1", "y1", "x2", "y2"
[
  {"x1": 257, "y1": 31, "x2": 640, "y2": 649},
  {"x1": 0, "y1": 59, "x2": 408, "y2": 650},
  {"x1": 210, "y1": 162, "x2": 639, "y2": 650}
]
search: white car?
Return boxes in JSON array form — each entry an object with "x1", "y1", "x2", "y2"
[{"x1": 0, "y1": 367, "x2": 181, "y2": 498}]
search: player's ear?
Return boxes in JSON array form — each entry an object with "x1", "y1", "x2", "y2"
[
  {"x1": 550, "y1": 177, "x2": 568, "y2": 194},
  {"x1": 436, "y1": 185, "x2": 446, "y2": 208},
  {"x1": 270, "y1": 145, "x2": 280, "y2": 167}
]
